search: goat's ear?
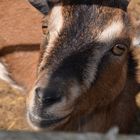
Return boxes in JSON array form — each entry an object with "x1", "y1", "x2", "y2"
[
  {"x1": 132, "y1": 21, "x2": 140, "y2": 47},
  {"x1": 126, "y1": 0, "x2": 131, "y2": 3},
  {"x1": 28, "y1": 0, "x2": 60, "y2": 15},
  {"x1": 126, "y1": 0, "x2": 131, "y2": 6}
]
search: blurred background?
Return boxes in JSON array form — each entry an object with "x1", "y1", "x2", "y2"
[{"x1": 0, "y1": 0, "x2": 140, "y2": 131}]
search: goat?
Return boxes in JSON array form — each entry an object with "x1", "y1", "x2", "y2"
[
  {"x1": 1, "y1": 0, "x2": 140, "y2": 133},
  {"x1": 26, "y1": 0, "x2": 140, "y2": 133}
]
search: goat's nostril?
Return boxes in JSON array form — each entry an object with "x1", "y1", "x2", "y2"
[
  {"x1": 35, "y1": 87, "x2": 43, "y2": 99},
  {"x1": 43, "y1": 95, "x2": 61, "y2": 106},
  {"x1": 35, "y1": 87, "x2": 62, "y2": 106}
]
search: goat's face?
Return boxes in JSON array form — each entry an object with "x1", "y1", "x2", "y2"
[{"x1": 27, "y1": 0, "x2": 140, "y2": 131}]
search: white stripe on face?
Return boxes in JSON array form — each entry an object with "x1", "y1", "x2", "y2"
[
  {"x1": 84, "y1": 20, "x2": 124, "y2": 88},
  {"x1": 39, "y1": 5, "x2": 64, "y2": 71},
  {"x1": 97, "y1": 20, "x2": 124, "y2": 43},
  {"x1": 48, "y1": 5, "x2": 64, "y2": 46}
]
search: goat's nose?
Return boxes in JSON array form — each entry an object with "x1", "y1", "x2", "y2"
[{"x1": 35, "y1": 87, "x2": 61, "y2": 106}]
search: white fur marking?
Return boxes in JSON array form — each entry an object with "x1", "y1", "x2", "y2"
[
  {"x1": 133, "y1": 37, "x2": 140, "y2": 47},
  {"x1": 0, "y1": 63, "x2": 22, "y2": 90},
  {"x1": 97, "y1": 21, "x2": 124, "y2": 42},
  {"x1": 70, "y1": 84, "x2": 81, "y2": 98},
  {"x1": 40, "y1": 5, "x2": 63, "y2": 70},
  {"x1": 47, "y1": 5, "x2": 63, "y2": 50}
]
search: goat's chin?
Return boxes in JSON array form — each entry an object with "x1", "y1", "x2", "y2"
[{"x1": 27, "y1": 112, "x2": 70, "y2": 131}]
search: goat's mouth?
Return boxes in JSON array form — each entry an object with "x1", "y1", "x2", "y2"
[{"x1": 27, "y1": 112, "x2": 69, "y2": 130}]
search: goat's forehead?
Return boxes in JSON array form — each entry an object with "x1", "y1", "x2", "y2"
[
  {"x1": 41, "y1": 4, "x2": 130, "y2": 64},
  {"x1": 49, "y1": 4, "x2": 129, "y2": 40},
  {"x1": 39, "y1": 4, "x2": 131, "y2": 83}
]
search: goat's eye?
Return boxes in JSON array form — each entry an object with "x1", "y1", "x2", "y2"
[
  {"x1": 42, "y1": 23, "x2": 50, "y2": 40},
  {"x1": 42, "y1": 16, "x2": 49, "y2": 36},
  {"x1": 42, "y1": 24, "x2": 48, "y2": 35},
  {"x1": 112, "y1": 44, "x2": 126, "y2": 56}
]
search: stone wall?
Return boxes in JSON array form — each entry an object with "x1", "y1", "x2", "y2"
[{"x1": 0, "y1": 128, "x2": 140, "y2": 140}]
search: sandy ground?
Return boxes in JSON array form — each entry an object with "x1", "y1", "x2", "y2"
[{"x1": 0, "y1": 0, "x2": 140, "y2": 131}]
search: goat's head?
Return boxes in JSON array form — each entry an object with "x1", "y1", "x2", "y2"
[{"x1": 27, "y1": 0, "x2": 140, "y2": 131}]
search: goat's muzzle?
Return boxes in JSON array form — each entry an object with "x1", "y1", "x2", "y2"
[{"x1": 26, "y1": 75, "x2": 80, "y2": 130}]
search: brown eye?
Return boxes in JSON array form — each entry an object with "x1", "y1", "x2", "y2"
[
  {"x1": 112, "y1": 44, "x2": 126, "y2": 56},
  {"x1": 42, "y1": 23, "x2": 48, "y2": 35},
  {"x1": 42, "y1": 16, "x2": 49, "y2": 36},
  {"x1": 42, "y1": 22, "x2": 50, "y2": 40}
]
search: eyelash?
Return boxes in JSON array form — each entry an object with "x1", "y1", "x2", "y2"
[{"x1": 112, "y1": 38, "x2": 130, "y2": 48}]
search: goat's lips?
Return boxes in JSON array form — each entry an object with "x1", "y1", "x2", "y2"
[{"x1": 28, "y1": 112, "x2": 68, "y2": 128}]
